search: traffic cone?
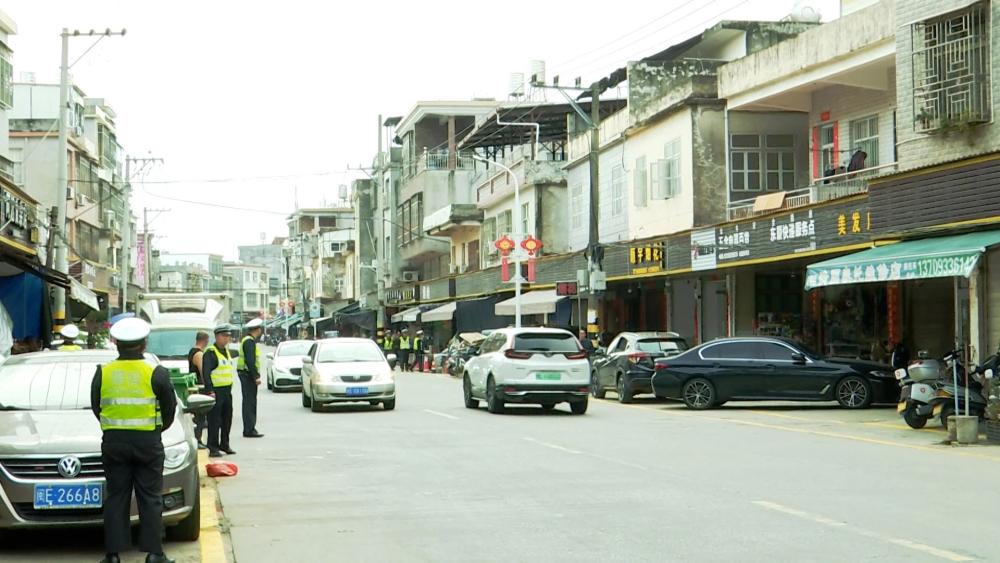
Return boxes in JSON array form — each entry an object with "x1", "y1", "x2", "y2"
[{"x1": 423, "y1": 356, "x2": 431, "y2": 372}]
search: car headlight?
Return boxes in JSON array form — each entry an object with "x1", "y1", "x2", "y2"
[
  {"x1": 273, "y1": 365, "x2": 290, "y2": 375},
  {"x1": 375, "y1": 371, "x2": 395, "y2": 383},
  {"x1": 164, "y1": 442, "x2": 192, "y2": 470}
]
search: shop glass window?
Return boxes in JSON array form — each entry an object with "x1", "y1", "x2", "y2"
[
  {"x1": 701, "y1": 342, "x2": 757, "y2": 360},
  {"x1": 757, "y1": 342, "x2": 798, "y2": 361},
  {"x1": 611, "y1": 165, "x2": 625, "y2": 216},
  {"x1": 850, "y1": 115, "x2": 879, "y2": 168}
]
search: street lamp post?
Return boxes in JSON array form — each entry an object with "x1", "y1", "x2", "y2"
[{"x1": 472, "y1": 156, "x2": 522, "y2": 328}]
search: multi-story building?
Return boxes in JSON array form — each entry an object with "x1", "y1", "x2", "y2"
[
  {"x1": 153, "y1": 263, "x2": 211, "y2": 293},
  {"x1": 223, "y1": 262, "x2": 270, "y2": 322},
  {"x1": 283, "y1": 207, "x2": 355, "y2": 321},
  {"x1": 157, "y1": 253, "x2": 225, "y2": 292},
  {"x1": 239, "y1": 239, "x2": 285, "y2": 314}
]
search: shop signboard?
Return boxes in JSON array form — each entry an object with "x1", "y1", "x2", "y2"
[
  {"x1": 690, "y1": 229, "x2": 717, "y2": 271},
  {"x1": 628, "y1": 243, "x2": 664, "y2": 275}
]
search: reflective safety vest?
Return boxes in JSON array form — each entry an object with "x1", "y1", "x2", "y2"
[
  {"x1": 413, "y1": 337, "x2": 422, "y2": 352},
  {"x1": 59, "y1": 344, "x2": 82, "y2": 351},
  {"x1": 237, "y1": 336, "x2": 260, "y2": 371},
  {"x1": 399, "y1": 336, "x2": 411, "y2": 350},
  {"x1": 381, "y1": 337, "x2": 391, "y2": 350},
  {"x1": 205, "y1": 345, "x2": 235, "y2": 387},
  {"x1": 99, "y1": 359, "x2": 160, "y2": 431}
]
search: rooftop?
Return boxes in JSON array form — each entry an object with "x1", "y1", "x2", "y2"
[{"x1": 458, "y1": 100, "x2": 628, "y2": 150}]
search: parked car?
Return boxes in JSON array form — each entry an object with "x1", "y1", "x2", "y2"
[
  {"x1": 650, "y1": 337, "x2": 899, "y2": 410},
  {"x1": 266, "y1": 339, "x2": 311, "y2": 391},
  {"x1": 462, "y1": 327, "x2": 590, "y2": 414},
  {"x1": 301, "y1": 338, "x2": 397, "y2": 412},
  {"x1": 0, "y1": 350, "x2": 214, "y2": 539},
  {"x1": 591, "y1": 331, "x2": 688, "y2": 403}
]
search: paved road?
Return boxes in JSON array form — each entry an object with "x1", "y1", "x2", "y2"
[{"x1": 216, "y1": 370, "x2": 1000, "y2": 563}]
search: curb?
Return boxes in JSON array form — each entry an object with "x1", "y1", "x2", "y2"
[{"x1": 197, "y1": 450, "x2": 228, "y2": 563}]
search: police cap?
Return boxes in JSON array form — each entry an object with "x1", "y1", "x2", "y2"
[
  {"x1": 214, "y1": 324, "x2": 233, "y2": 335},
  {"x1": 110, "y1": 318, "x2": 151, "y2": 343},
  {"x1": 245, "y1": 318, "x2": 264, "y2": 330},
  {"x1": 60, "y1": 324, "x2": 80, "y2": 339}
]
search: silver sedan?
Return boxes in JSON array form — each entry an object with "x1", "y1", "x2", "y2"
[
  {"x1": 300, "y1": 338, "x2": 397, "y2": 412},
  {"x1": 266, "y1": 340, "x2": 312, "y2": 391}
]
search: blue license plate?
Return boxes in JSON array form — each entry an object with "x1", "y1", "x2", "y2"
[
  {"x1": 346, "y1": 387, "x2": 369, "y2": 397},
  {"x1": 34, "y1": 483, "x2": 103, "y2": 509}
]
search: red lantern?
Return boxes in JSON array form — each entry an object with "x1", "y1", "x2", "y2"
[
  {"x1": 495, "y1": 235, "x2": 515, "y2": 282},
  {"x1": 520, "y1": 236, "x2": 544, "y2": 283}
]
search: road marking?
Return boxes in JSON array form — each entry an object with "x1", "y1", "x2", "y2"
[
  {"x1": 522, "y1": 437, "x2": 649, "y2": 470},
  {"x1": 523, "y1": 437, "x2": 583, "y2": 454},
  {"x1": 753, "y1": 500, "x2": 973, "y2": 561},
  {"x1": 423, "y1": 409, "x2": 459, "y2": 420},
  {"x1": 746, "y1": 409, "x2": 846, "y2": 424}
]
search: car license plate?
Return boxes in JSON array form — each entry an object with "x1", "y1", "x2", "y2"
[
  {"x1": 536, "y1": 372, "x2": 561, "y2": 381},
  {"x1": 932, "y1": 403, "x2": 943, "y2": 417},
  {"x1": 346, "y1": 387, "x2": 368, "y2": 396},
  {"x1": 34, "y1": 483, "x2": 103, "y2": 509},
  {"x1": 896, "y1": 401, "x2": 907, "y2": 413}
]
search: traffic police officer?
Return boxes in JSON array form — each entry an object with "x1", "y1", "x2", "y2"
[
  {"x1": 238, "y1": 318, "x2": 265, "y2": 438},
  {"x1": 91, "y1": 317, "x2": 177, "y2": 563},
  {"x1": 202, "y1": 324, "x2": 237, "y2": 458},
  {"x1": 58, "y1": 324, "x2": 83, "y2": 351}
]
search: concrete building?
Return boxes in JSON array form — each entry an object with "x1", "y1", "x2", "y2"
[
  {"x1": 153, "y1": 263, "x2": 211, "y2": 293},
  {"x1": 283, "y1": 207, "x2": 355, "y2": 319},
  {"x1": 223, "y1": 262, "x2": 270, "y2": 321},
  {"x1": 157, "y1": 253, "x2": 225, "y2": 292},
  {"x1": 239, "y1": 238, "x2": 285, "y2": 314}
]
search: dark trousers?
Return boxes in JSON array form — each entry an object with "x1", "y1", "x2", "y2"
[
  {"x1": 238, "y1": 371, "x2": 258, "y2": 435},
  {"x1": 413, "y1": 351, "x2": 424, "y2": 371},
  {"x1": 194, "y1": 414, "x2": 207, "y2": 443},
  {"x1": 207, "y1": 386, "x2": 233, "y2": 451},
  {"x1": 101, "y1": 438, "x2": 164, "y2": 555},
  {"x1": 399, "y1": 350, "x2": 410, "y2": 371}
]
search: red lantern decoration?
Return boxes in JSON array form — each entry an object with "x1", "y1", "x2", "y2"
[
  {"x1": 495, "y1": 235, "x2": 516, "y2": 282},
  {"x1": 520, "y1": 236, "x2": 544, "y2": 283}
]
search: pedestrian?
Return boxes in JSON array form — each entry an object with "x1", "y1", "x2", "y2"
[
  {"x1": 187, "y1": 331, "x2": 210, "y2": 449},
  {"x1": 238, "y1": 318, "x2": 265, "y2": 439},
  {"x1": 398, "y1": 328, "x2": 411, "y2": 372},
  {"x1": 391, "y1": 330, "x2": 401, "y2": 370},
  {"x1": 58, "y1": 324, "x2": 83, "y2": 351},
  {"x1": 578, "y1": 329, "x2": 595, "y2": 354},
  {"x1": 891, "y1": 340, "x2": 910, "y2": 370},
  {"x1": 413, "y1": 330, "x2": 425, "y2": 371},
  {"x1": 91, "y1": 317, "x2": 177, "y2": 563},
  {"x1": 202, "y1": 324, "x2": 237, "y2": 458}
]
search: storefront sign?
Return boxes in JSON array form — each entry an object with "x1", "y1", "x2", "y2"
[
  {"x1": 628, "y1": 243, "x2": 664, "y2": 275},
  {"x1": 1, "y1": 188, "x2": 30, "y2": 231},
  {"x1": 715, "y1": 227, "x2": 751, "y2": 262},
  {"x1": 690, "y1": 229, "x2": 717, "y2": 271}
]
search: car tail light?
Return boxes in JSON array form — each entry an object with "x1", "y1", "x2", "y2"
[
  {"x1": 564, "y1": 350, "x2": 588, "y2": 360},
  {"x1": 578, "y1": 387, "x2": 590, "y2": 393},
  {"x1": 628, "y1": 352, "x2": 651, "y2": 365},
  {"x1": 504, "y1": 386, "x2": 517, "y2": 393},
  {"x1": 654, "y1": 361, "x2": 669, "y2": 371},
  {"x1": 504, "y1": 349, "x2": 533, "y2": 360}
]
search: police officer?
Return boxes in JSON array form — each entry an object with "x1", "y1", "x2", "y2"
[
  {"x1": 202, "y1": 324, "x2": 237, "y2": 458},
  {"x1": 238, "y1": 319, "x2": 265, "y2": 438},
  {"x1": 58, "y1": 324, "x2": 83, "y2": 351},
  {"x1": 91, "y1": 317, "x2": 177, "y2": 563},
  {"x1": 398, "y1": 329, "x2": 411, "y2": 372},
  {"x1": 413, "y1": 330, "x2": 425, "y2": 372}
]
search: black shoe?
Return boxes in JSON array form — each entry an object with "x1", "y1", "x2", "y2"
[
  {"x1": 243, "y1": 432, "x2": 264, "y2": 438},
  {"x1": 221, "y1": 447, "x2": 237, "y2": 455},
  {"x1": 209, "y1": 450, "x2": 224, "y2": 458},
  {"x1": 146, "y1": 554, "x2": 175, "y2": 563},
  {"x1": 197, "y1": 440, "x2": 208, "y2": 450},
  {"x1": 99, "y1": 555, "x2": 121, "y2": 563}
]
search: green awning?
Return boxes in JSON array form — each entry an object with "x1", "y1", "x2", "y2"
[{"x1": 805, "y1": 230, "x2": 1000, "y2": 290}]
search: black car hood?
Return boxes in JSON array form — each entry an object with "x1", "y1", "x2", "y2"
[{"x1": 824, "y1": 357, "x2": 893, "y2": 374}]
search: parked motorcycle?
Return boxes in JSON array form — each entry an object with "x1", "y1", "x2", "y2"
[
  {"x1": 895, "y1": 351, "x2": 943, "y2": 429},
  {"x1": 897, "y1": 348, "x2": 989, "y2": 429}
]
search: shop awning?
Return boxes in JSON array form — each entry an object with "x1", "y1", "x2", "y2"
[
  {"x1": 281, "y1": 313, "x2": 304, "y2": 330},
  {"x1": 69, "y1": 278, "x2": 99, "y2": 311},
  {"x1": 494, "y1": 289, "x2": 565, "y2": 316},
  {"x1": 391, "y1": 306, "x2": 425, "y2": 323},
  {"x1": 421, "y1": 302, "x2": 456, "y2": 323},
  {"x1": 805, "y1": 230, "x2": 1000, "y2": 290}
]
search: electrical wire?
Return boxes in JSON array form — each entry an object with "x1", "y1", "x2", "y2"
[{"x1": 138, "y1": 184, "x2": 291, "y2": 216}]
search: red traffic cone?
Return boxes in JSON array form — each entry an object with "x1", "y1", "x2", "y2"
[{"x1": 423, "y1": 356, "x2": 431, "y2": 372}]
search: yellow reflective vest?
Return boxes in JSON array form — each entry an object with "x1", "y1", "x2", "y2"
[
  {"x1": 59, "y1": 344, "x2": 83, "y2": 351},
  {"x1": 205, "y1": 345, "x2": 235, "y2": 388},
  {"x1": 99, "y1": 359, "x2": 159, "y2": 431},
  {"x1": 399, "y1": 336, "x2": 411, "y2": 350},
  {"x1": 237, "y1": 336, "x2": 260, "y2": 371}
]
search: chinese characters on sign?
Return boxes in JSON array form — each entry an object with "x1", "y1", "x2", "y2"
[
  {"x1": 1, "y1": 189, "x2": 30, "y2": 231},
  {"x1": 629, "y1": 244, "x2": 664, "y2": 275},
  {"x1": 555, "y1": 281, "x2": 578, "y2": 296},
  {"x1": 769, "y1": 218, "x2": 815, "y2": 242},
  {"x1": 836, "y1": 210, "x2": 871, "y2": 237},
  {"x1": 805, "y1": 254, "x2": 980, "y2": 289},
  {"x1": 716, "y1": 228, "x2": 750, "y2": 261}
]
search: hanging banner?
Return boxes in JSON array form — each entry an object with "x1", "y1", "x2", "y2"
[{"x1": 134, "y1": 237, "x2": 146, "y2": 289}]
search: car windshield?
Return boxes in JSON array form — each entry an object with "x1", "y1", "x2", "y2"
[
  {"x1": 147, "y1": 329, "x2": 202, "y2": 360},
  {"x1": 513, "y1": 333, "x2": 580, "y2": 353},
  {"x1": 636, "y1": 338, "x2": 688, "y2": 354},
  {"x1": 317, "y1": 342, "x2": 384, "y2": 363},
  {"x1": 278, "y1": 342, "x2": 311, "y2": 357},
  {"x1": 0, "y1": 355, "x2": 156, "y2": 411}
]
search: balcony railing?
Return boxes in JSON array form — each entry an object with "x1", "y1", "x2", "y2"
[
  {"x1": 405, "y1": 150, "x2": 476, "y2": 177},
  {"x1": 0, "y1": 154, "x2": 14, "y2": 184},
  {"x1": 726, "y1": 162, "x2": 897, "y2": 221}
]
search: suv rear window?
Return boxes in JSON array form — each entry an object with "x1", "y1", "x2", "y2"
[
  {"x1": 636, "y1": 338, "x2": 687, "y2": 354},
  {"x1": 513, "y1": 333, "x2": 580, "y2": 353}
]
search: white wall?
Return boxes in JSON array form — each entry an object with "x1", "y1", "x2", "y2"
[
  {"x1": 566, "y1": 141, "x2": 629, "y2": 251},
  {"x1": 809, "y1": 78, "x2": 897, "y2": 173}
]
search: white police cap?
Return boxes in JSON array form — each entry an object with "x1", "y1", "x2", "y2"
[
  {"x1": 245, "y1": 318, "x2": 264, "y2": 330},
  {"x1": 60, "y1": 324, "x2": 80, "y2": 339},
  {"x1": 110, "y1": 318, "x2": 151, "y2": 343}
]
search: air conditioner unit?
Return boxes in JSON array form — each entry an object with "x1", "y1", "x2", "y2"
[
  {"x1": 73, "y1": 125, "x2": 85, "y2": 137},
  {"x1": 103, "y1": 210, "x2": 116, "y2": 227},
  {"x1": 401, "y1": 271, "x2": 419, "y2": 283},
  {"x1": 75, "y1": 193, "x2": 87, "y2": 207},
  {"x1": 66, "y1": 186, "x2": 77, "y2": 200}
]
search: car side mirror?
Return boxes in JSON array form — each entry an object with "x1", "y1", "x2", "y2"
[
  {"x1": 302, "y1": 356, "x2": 313, "y2": 365},
  {"x1": 386, "y1": 353, "x2": 397, "y2": 369},
  {"x1": 184, "y1": 393, "x2": 216, "y2": 416},
  {"x1": 791, "y1": 353, "x2": 807, "y2": 365},
  {"x1": 266, "y1": 353, "x2": 274, "y2": 360}
]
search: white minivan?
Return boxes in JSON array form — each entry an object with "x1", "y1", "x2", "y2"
[{"x1": 462, "y1": 327, "x2": 590, "y2": 414}]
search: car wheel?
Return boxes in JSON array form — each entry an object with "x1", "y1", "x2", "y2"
[
  {"x1": 835, "y1": 376, "x2": 872, "y2": 409},
  {"x1": 267, "y1": 373, "x2": 274, "y2": 391},
  {"x1": 463, "y1": 375, "x2": 479, "y2": 409},
  {"x1": 310, "y1": 396, "x2": 322, "y2": 413},
  {"x1": 616, "y1": 375, "x2": 634, "y2": 404},
  {"x1": 939, "y1": 403, "x2": 955, "y2": 429},
  {"x1": 591, "y1": 371, "x2": 606, "y2": 399},
  {"x1": 383, "y1": 399, "x2": 396, "y2": 411},
  {"x1": 301, "y1": 388, "x2": 312, "y2": 408},
  {"x1": 166, "y1": 487, "x2": 200, "y2": 541},
  {"x1": 681, "y1": 378, "x2": 715, "y2": 410},
  {"x1": 541, "y1": 403, "x2": 556, "y2": 410},
  {"x1": 570, "y1": 397, "x2": 588, "y2": 415},
  {"x1": 902, "y1": 404, "x2": 928, "y2": 429},
  {"x1": 486, "y1": 376, "x2": 505, "y2": 414}
]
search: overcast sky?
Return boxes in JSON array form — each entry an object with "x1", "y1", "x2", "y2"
[{"x1": 5, "y1": 0, "x2": 839, "y2": 260}]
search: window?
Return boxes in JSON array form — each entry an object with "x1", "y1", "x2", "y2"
[
  {"x1": 247, "y1": 293, "x2": 258, "y2": 308},
  {"x1": 764, "y1": 135, "x2": 795, "y2": 191},
  {"x1": 570, "y1": 183, "x2": 585, "y2": 229},
  {"x1": 849, "y1": 115, "x2": 879, "y2": 168},
  {"x1": 653, "y1": 139, "x2": 681, "y2": 199},
  {"x1": 912, "y1": 2, "x2": 990, "y2": 133},
  {"x1": 521, "y1": 202, "x2": 530, "y2": 236},
  {"x1": 757, "y1": 342, "x2": 799, "y2": 361},
  {"x1": 732, "y1": 134, "x2": 796, "y2": 192},
  {"x1": 317, "y1": 341, "x2": 384, "y2": 363},
  {"x1": 497, "y1": 210, "x2": 513, "y2": 238},
  {"x1": 481, "y1": 217, "x2": 497, "y2": 256},
  {"x1": 253, "y1": 271, "x2": 259, "y2": 283},
  {"x1": 75, "y1": 222, "x2": 100, "y2": 261},
  {"x1": 730, "y1": 135, "x2": 761, "y2": 192},
  {"x1": 700, "y1": 342, "x2": 758, "y2": 360},
  {"x1": 819, "y1": 124, "x2": 836, "y2": 173},
  {"x1": 513, "y1": 332, "x2": 580, "y2": 353},
  {"x1": 480, "y1": 333, "x2": 506, "y2": 354},
  {"x1": 610, "y1": 165, "x2": 625, "y2": 216},
  {"x1": 0, "y1": 45, "x2": 11, "y2": 109},
  {"x1": 636, "y1": 338, "x2": 688, "y2": 354},
  {"x1": 633, "y1": 156, "x2": 647, "y2": 207},
  {"x1": 98, "y1": 125, "x2": 117, "y2": 170},
  {"x1": 611, "y1": 337, "x2": 628, "y2": 353},
  {"x1": 244, "y1": 271, "x2": 251, "y2": 283}
]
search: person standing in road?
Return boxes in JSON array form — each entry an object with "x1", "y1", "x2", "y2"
[
  {"x1": 391, "y1": 330, "x2": 401, "y2": 370},
  {"x1": 578, "y1": 330, "x2": 595, "y2": 355},
  {"x1": 91, "y1": 317, "x2": 177, "y2": 563},
  {"x1": 398, "y1": 328, "x2": 411, "y2": 372},
  {"x1": 202, "y1": 325, "x2": 237, "y2": 458},
  {"x1": 58, "y1": 324, "x2": 83, "y2": 351},
  {"x1": 187, "y1": 331, "x2": 210, "y2": 449},
  {"x1": 238, "y1": 319, "x2": 265, "y2": 439},
  {"x1": 413, "y1": 330, "x2": 425, "y2": 371}
]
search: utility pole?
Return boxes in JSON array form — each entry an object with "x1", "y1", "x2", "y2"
[
  {"x1": 53, "y1": 27, "x2": 126, "y2": 329},
  {"x1": 143, "y1": 207, "x2": 169, "y2": 292},
  {"x1": 375, "y1": 114, "x2": 384, "y2": 333},
  {"x1": 122, "y1": 156, "x2": 163, "y2": 312},
  {"x1": 587, "y1": 83, "x2": 603, "y2": 339}
]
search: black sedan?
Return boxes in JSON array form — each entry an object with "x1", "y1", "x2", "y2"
[
  {"x1": 590, "y1": 332, "x2": 688, "y2": 403},
  {"x1": 650, "y1": 337, "x2": 899, "y2": 409}
]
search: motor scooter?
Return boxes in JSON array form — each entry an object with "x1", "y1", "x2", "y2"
[{"x1": 896, "y1": 351, "x2": 946, "y2": 429}]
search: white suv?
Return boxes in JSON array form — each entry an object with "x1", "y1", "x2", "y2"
[{"x1": 462, "y1": 327, "x2": 591, "y2": 414}]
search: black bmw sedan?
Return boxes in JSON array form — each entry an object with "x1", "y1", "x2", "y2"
[{"x1": 650, "y1": 337, "x2": 899, "y2": 410}]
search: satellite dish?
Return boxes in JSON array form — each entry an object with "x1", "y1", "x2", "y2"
[{"x1": 789, "y1": 1, "x2": 821, "y2": 22}]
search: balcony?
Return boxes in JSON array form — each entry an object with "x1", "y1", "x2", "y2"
[
  {"x1": 474, "y1": 151, "x2": 566, "y2": 210},
  {"x1": 0, "y1": 154, "x2": 13, "y2": 185},
  {"x1": 726, "y1": 162, "x2": 897, "y2": 220},
  {"x1": 424, "y1": 204, "x2": 483, "y2": 237},
  {"x1": 404, "y1": 149, "x2": 476, "y2": 178}
]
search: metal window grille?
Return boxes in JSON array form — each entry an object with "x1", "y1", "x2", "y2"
[{"x1": 912, "y1": 2, "x2": 991, "y2": 133}]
